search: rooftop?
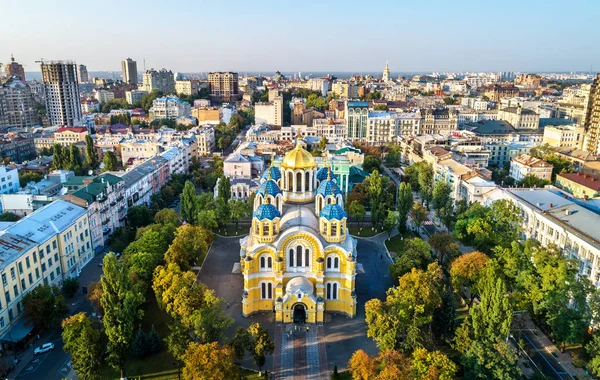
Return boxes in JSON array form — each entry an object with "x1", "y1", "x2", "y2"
[
  {"x1": 5, "y1": 200, "x2": 87, "y2": 245},
  {"x1": 557, "y1": 173, "x2": 600, "y2": 192},
  {"x1": 464, "y1": 119, "x2": 515, "y2": 135},
  {"x1": 513, "y1": 154, "x2": 552, "y2": 168}
]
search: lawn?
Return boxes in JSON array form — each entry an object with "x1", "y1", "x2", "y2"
[
  {"x1": 384, "y1": 230, "x2": 416, "y2": 259},
  {"x1": 348, "y1": 222, "x2": 384, "y2": 237},
  {"x1": 101, "y1": 294, "x2": 177, "y2": 380},
  {"x1": 215, "y1": 223, "x2": 250, "y2": 236}
]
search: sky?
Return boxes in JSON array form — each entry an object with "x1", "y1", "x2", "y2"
[{"x1": 1, "y1": 0, "x2": 599, "y2": 74}]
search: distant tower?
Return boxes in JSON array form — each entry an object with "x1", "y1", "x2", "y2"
[
  {"x1": 41, "y1": 61, "x2": 81, "y2": 126},
  {"x1": 77, "y1": 64, "x2": 89, "y2": 83},
  {"x1": 382, "y1": 62, "x2": 390, "y2": 82},
  {"x1": 5, "y1": 55, "x2": 26, "y2": 81},
  {"x1": 121, "y1": 58, "x2": 138, "y2": 85}
]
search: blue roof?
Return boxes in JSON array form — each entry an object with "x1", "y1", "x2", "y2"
[
  {"x1": 317, "y1": 178, "x2": 342, "y2": 197},
  {"x1": 260, "y1": 166, "x2": 282, "y2": 181},
  {"x1": 316, "y1": 167, "x2": 330, "y2": 182},
  {"x1": 320, "y1": 204, "x2": 347, "y2": 220},
  {"x1": 253, "y1": 204, "x2": 281, "y2": 220},
  {"x1": 347, "y1": 101, "x2": 369, "y2": 107},
  {"x1": 257, "y1": 179, "x2": 282, "y2": 197}
]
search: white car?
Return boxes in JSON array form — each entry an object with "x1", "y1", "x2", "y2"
[{"x1": 34, "y1": 343, "x2": 54, "y2": 355}]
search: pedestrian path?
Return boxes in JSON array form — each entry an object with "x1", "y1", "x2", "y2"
[{"x1": 273, "y1": 325, "x2": 328, "y2": 379}]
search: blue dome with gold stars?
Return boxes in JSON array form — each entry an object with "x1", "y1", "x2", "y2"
[
  {"x1": 316, "y1": 167, "x2": 330, "y2": 182},
  {"x1": 260, "y1": 166, "x2": 282, "y2": 182},
  {"x1": 253, "y1": 204, "x2": 281, "y2": 220},
  {"x1": 320, "y1": 204, "x2": 347, "y2": 220},
  {"x1": 317, "y1": 178, "x2": 342, "y2": 197},
  {"x1": 257, "y1": 179, "x2": 282, "y2": 197}
]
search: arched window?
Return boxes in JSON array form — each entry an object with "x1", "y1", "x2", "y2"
[
  {"x1": 287, "y1": 172, "x2": 293, "y2": 191},
  {"x1": 334, "y1": 257, "x2": 339, "y2": 269},
  {"x1": 296, "y1": 172, "x2": 302, "y2": 192},
  {"x1": 305, "y1": 172, "x2": 310, "y2": 191},
  {"x1": 326, "y1": 282, "x2": 338, "y2": 300},
  {"x1": 259, "y1": 255, "x2": 272, "y2": 271},
  {"x1": 336, "y1": 222, "x2": 341, "y2": 236},
  {"x1": 289, "y1": 249, "x2": 294, "y2": 266},
  {"x1": 326, "y1": 257, "x2": 332, "y2": 269},
  {"x1": 305, "y1": 249, "x2": 310, "y2": 268},
  {"x1": 260, "y1": 282, "x2": 273, "y2": 299},
  {"x1": 267, "y1": 256, "x2": 272, "y2": 269},
  {"x1": 260, "y1": 256, "x2": 265, "y2": 269},
  {"x1": 263, "y1": 222, "x2": 269, "y2": 235},
  {"x1": 296, "y1": 245, "x2": 303, "y2": 267}
]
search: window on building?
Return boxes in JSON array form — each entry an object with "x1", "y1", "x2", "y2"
[
  {"x1": 296, "y1": 245, "x2": 303, "y2": 267},
  {"x1": 10, "y1": 268, "x2": 15, "y2": 280},
  {"x1": 260, "y1": 282, "x2": 273, "y2": 300},
  {"x1": 1, "y1": 274, "x2": 6, "y2": 286},
  {"x1": 25, "y1": 257, "x2": 30, "y2": 269},
  {"x1": 0, "y1": 316, "x2": 4, "y2": 329},
  {"x1": 35, "y1": 268, "x2": 40, "y2": 279},
  {"x1": 326, "y1": 282, "x2": 339, "y2": 300},
  {"x1": 18, "y1": 262, "x2": 22, "y2": 274},
  {"x1": 13, "y1": 285, "x2": 18, "y2": 297},
  {"x1": 5, "y1": 291, "x2": 10, "y2": 303},
  {"x1": 53, "y1": 241, "x2": 57, "y2": 249},
  {"x1": 41, "y1": 263, "x2": 46, "y2": 273},
  {"x1": 28, "y1": 273, "x2": 32, "y2": 285}
]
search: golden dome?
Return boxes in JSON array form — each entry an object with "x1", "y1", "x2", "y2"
[{"x1": 281, "y1": 137, "x2": 316, "y2": 170}]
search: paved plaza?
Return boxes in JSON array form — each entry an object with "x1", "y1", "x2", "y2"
[{"x1": 198, "y1": 234, "x2": 393, "y2": 378}]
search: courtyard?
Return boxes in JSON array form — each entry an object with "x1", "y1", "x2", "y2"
[{"x1": 198, "y1": 234, "x2": 393, "y2": 378}]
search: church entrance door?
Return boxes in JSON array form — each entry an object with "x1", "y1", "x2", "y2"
[{"x1": 293, "y1": 304, "x2": 306, "y2": 324}]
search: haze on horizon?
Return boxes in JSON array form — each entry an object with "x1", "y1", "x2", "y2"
[{"x1": 1, "y1": 0, "x2": 598, "y2": 74}]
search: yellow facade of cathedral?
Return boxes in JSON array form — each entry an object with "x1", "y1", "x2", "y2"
[{"x1": 240, "y1": 139, "x2": 357, "y2": 323}]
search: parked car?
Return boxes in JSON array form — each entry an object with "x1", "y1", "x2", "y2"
[{"x1": 34, "y1": 343, "x2": 55, "y2": 355}]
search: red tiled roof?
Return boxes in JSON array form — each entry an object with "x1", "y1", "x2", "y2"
[
  {"x1": 56, "y1": 127, "x2": 87, "y2": 133},
  {"x1": 558, "y1": 172, "x2": 600, "y2": 191}
]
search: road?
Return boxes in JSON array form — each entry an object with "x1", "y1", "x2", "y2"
[
  {"x1": 15, "y1": 253, "x2": 104, "y2": 380},
  {"x1": 518, "y1": 330, "x2": 573, "y2": 380}
]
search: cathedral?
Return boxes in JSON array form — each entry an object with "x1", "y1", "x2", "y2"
[{"x1": 240, "y1": 138, "x2": 357, "y2": 323}]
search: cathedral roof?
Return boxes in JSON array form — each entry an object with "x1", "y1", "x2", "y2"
[
  {"x1": 286, "y1": 276, "x2": 314, "y2": 295},
  {"x1": 316, "y1": 177, "x2": 342, "y2": 197},
  {"x1": 320, "y1": 204, "x2": 347, "y2": 220},
  {"x1": 281, "y1": 137, "x2": 316, "y2": 170},
  {"x1": 253, "y1": 204, "x2": 281, "y2": 220},
  {"x1": 260, "y1": 166, "x2": 282, "y2": 182},
  {"x1": 257, "y1": 179, "x2": 282, "y2": 197},
  {"x1": 316, "y1": 167, "x2": 330, "y2": 182}
]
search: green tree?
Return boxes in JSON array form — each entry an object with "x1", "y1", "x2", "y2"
[
  {"x1": 366, "y1": 263, "x2": 442, "y2": 351},
  {"x1": 383, "y1": 210, "x2": 398, "y2": 237},
  {"x1": 411, "y1": 347, "x2": 458, "y2": 380},
  {"x1": 389, "y1": 237, "x2": 431, "y2": 284},
  {"x1": 85, "y1": 135, "x2": 99, "y2": 169},
  {"x1": 148, "y1": 325, "x2": 161, "y2": 354},
  {"x1": 318, "y1": 136, "x2": 327, "y2": 151},
  {"x1": 362, "y1": 155, "x2": 381, "y2": 173},
  {"x1": 410, "y1": 202, "x2": 427, "y2": 233},
  {"x1": 0, "y1": 212, "x2": 19, "y2": 222},
  {"x1": 373, "y1": 104, "x2": 389, "y2": 111},
  {"x1": 450, "y1": 251, "x2": 489, "y2": 307},
  {"x1": 217, "y1": 176, "x2": 231, "y2": 202},
  {"x1": 62, "y1": 277, "x2": 79, "y2": 298},
  {"x1": 397, "y1": 183, "x2": 413, "y2": 233},
  {"x1": 101, "y1": 254, "x2": 144, "y2": 379},
  {"x1": 518, "y1": 174, "x2": 551, "y2": 188},
  {"x1": 52, "y1": 144, "x2": 68, "y2": 169},
  {"x1": 61, "y1": 313, "x2": 103, "y2": 380},
  {"x1": 245, "y1": 323, "x2": 275, "y2": 373},
  {"x1": 180, "y1": 181, "x2": 198, "y2": 224},
  {"x1": 428, "y1": 233, "x2": 460, "y2": 265},
  {"x1": 461, "y1": 340, "x2": 521, "y2": 380},
  {"x1": 384, "y1": 145, "x2": 402, "y2": 167},
  {"x1": 141, "y1": 90, "x2": 163, "y2": 111},
  {"x1": 132, "y1": 326, "x2": 150, "y2": 357},
  {"x1": 165, "y1": 320, "x2": 192, "y2": 362},
  {"x1": 127, "y1": 205, "x2": 153, "y2": 228},
  {"x1": 154, "y1": 208, "x2": 181, "y2": 226},
  {"x1": 68, "y1": 145, "x2": 84, "y2": 175},
  {"x1": 367, "y1": 169, "x2": 386, "y2": 227},
  {"x1": 164, "y1": 224, "x2": 212, "y2": 269},
  {"x1": 417, "y1": 163, "x2": 434, "y2": 209},
  {"x1": 586, "y1": 334, "x2": 600, "y2": 377},
  {"x1": 198, "y1": 209, "x2": 218, "y2": 230},
  {"x1": 432, "y1": 181, "x2": 452, "y2": 215},
  {"x1": 348, "y1": 200, "x2": 366, "y2": 226},
  {"x1": 23, "y1": 285, "x2": 68, "y2": 329},
  {"x1": 432, "y1": 287, "x2": 458, "y2": 342},
  {"x1": 101, "y1": 151, "x2": 118, "y2": 172},
  {"x1": 183, "y1": 342, "x2": 241, "y2": 380},
  {"x1": 19, "y1": 171, "x2": 43, "y2": 187},
  {"x1": 229, "y1": 199, "x2": 250, "y2": 229}
]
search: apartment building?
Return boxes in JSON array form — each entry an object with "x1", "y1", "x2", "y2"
[
  {"x1": 141, "y1": 69, "x2": 175, "y2": 93},
  {"x1": 498, "y1": 106, "x2": 539, "y2": 129},
  {"x1": 62, "y1": 174, "x2": 126, "y2": 250},
  {"x1": 196, "y1": 126, "x2": 215, "y2": 156},
  {"x1": 149, "y1": 96, "x2": 191, "y2": 121},
  {"x1": 490, "y1": 189, "x2": 600, "y2": 286},
  {"x1": 121, "y1": 58, "x2": 138, "y2": 85},
  {"x1": 542, "y1": 124, "x2": 585, "y2": 149},
  {"x1": 555, "y1": 172, "x2": 600, "y2": 199},
  {"x1": 0, "y1": 77, "x2": 37, "y2": 129},
  {"x1": 509, "y1": 154, "x2": 553, "y2": 182},
  {"x1": 584, "y1": 74, "x2": 600, "y2": 156},
  {"x1": 419, "y1": 108, "x2": 458, "y2": 135},
  {"x1": 41, "y1": 61, "x2": 82, "y2": 126},
  {"x1": 125, "y1": 90, "x2": 147, "y2": 105},
  {"x1": 95, "y1": 89, "x2": 114, "y2": 104},
  {"x1": 175, "y1": 80, "x2": 199, "y2": 96},
  {"x1": 120, "y1": 140, "x2": 161, "y2": 164},
  {"x1": 54, "y1": 127, "x2": 88, "y2": 147},
  {"x1": 119, "y1": 156, "x2": 169, "y2": 208},
  {"x1": 254, "y1": 96, "x2": 283, "y2": 126},
  {"x1": 4, "y1": 56, "x2": 25, "y2": 81},
  {"x1": 208, "y1": 72, "x2": 239, "y2": 103},
  {"x1": 0, "y1": 166, "x2": 19, "y2": 196}
]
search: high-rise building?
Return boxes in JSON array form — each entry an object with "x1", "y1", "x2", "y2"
[
  {"x1": 121, "y1": 58, "x2": 138, "y2": 85},
  {"x1": 584, "y1": 73, "x2": 600, "y2": 156},
  {"x1": 41, "y1": 61, "x2": 81, "y2": 126},
  {"x1": 76, "y1": 64, "x2": 88, "y2": 83},
  {"x1": 4, "y1": 55, "x2": 25, "y2": 82},
  {"x1": 0, "y1": 77, "x2": 37, "y2": 129},
  {"x1": 141, "y1": 68, "x2": 174, "y2": 93},
  {"x1": 208, "y1": 72, "x2": 239, "y2": 103}
]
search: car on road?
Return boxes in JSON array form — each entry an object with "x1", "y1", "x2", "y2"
[{"x1": 34, "y1": 343, "x2": 54, "y2": 355}]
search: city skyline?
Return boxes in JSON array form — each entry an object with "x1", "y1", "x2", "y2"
[{"x1": 2, "y1": 0, "x2": 598, "y2": 73}]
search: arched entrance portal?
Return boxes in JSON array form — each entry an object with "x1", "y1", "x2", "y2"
[{"x1": 293, "y1": 304, "x2": 306, "y2": 324}]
